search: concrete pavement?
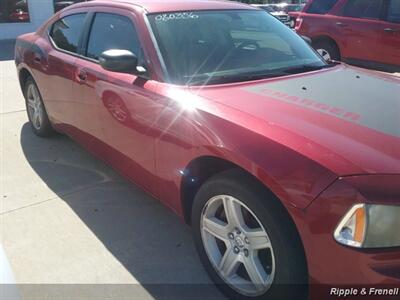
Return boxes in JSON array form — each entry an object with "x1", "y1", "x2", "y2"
[{"x1": 0, "y1": 59, "x2": 224, "y2": 299}]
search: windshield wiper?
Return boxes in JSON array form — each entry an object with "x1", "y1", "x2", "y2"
[
  {"x1": 282, "y1": 62, "x2": 337, "y2": 75},
  {"x1": 185, "y1": 62, "x2": 339, "y2": 86},
  {"x1": 186, "y1": 71, "x2": 286, "y2": 86}
]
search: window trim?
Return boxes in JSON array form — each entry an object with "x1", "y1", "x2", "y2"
[
  {"x1": 47, "y1": 12, "x2": 92, "y2": 59},
  {"x1": 80, "y1": 9, "x2": 152, "y2": 80},
  {"x1": 78, "y1": 11, "x2": 98, "y2": 63},
  {"x1": 47, "y1": 7, "x2": 153, "y2": 79},
  {"x1": 83, "y1": 12, "x2": 143, "y2": 63},
  {"x1": 143, "y1": 13, "x2": 169, "y2": 83}
]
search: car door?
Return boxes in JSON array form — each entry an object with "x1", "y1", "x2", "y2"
[
  {"x1": 38, "y1": 13, "x2": 87, "y2": 130},
  {"x1": 379, "y1": 0, "x2": 400, "y2": 67},
  {"x1": 335, "y1": 0, "x2": 384, "y2": 62},
  {"x1": 74, "y1": 9, "x2": 163, "y2": 195}
]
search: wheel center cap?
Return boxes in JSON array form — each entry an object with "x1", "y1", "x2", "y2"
[{"x1": 235, "y1": 236, "x2": 245, "y2": 248}]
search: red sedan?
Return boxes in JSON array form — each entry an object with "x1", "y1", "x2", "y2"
[{"x1": 14, "y1": 0, "x2": 400, "y2": 299}]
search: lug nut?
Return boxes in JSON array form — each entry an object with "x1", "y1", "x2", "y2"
[
  {"x1": 228, "y1": 232, "x2": 234, "y2": 239},
  {"x1": 245, "y1": 237, "x2": 249, "y2": 244},
  {"x1": 233, "y1": 246, "x2": 240, "y2": 254},
  {"x1": 244, "y1": 249, "x2": 249, "y2": 257},
  {"x1": 235, "y1": 228, "x2": 241, "y2": 235}
]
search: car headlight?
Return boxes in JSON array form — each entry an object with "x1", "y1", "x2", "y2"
[{"x1": 334, "y1": 203, "x2": 400, "y2": 248}]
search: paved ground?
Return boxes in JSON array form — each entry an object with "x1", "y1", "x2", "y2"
[{"x1": 0, "y1": 57, "x2": 224, "y2": 299}]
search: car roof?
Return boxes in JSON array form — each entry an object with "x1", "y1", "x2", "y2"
[{"x1": 72, "y1": 0, "x2": 256, "y2": 13}]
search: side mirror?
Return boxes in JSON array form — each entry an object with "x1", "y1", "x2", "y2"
[
  {"x1": 301, "y1": 35, "x2": 312, "y2": 45},
  {"x1": 99, "y1": 49, "x2": 144, "y2": 75}
]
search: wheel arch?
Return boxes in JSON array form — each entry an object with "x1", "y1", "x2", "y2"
[
  {"x1": 18, "y1": 67, "x2": 34, "y2": 93},
  {"x1": 180, "y1": 155, "x2": 294, "y2": 226},
  {"x1": 180, "y1": 156, "x2": 237, "y2": 225}
]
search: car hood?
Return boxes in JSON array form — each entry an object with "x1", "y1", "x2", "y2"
[{"x1": 190, "y1": 64, "x2": 400, "y2": 176}]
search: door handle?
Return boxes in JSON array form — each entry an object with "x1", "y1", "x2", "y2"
[
  {"x1": 336, "y1": 22, "x2": 348, "y2": 27},
  {"x1": 384, "y1": 28, "x2": 399, "y2": 33},
  {"x1": 77, "y1": 70, "x2": 87, "y2": 82}
]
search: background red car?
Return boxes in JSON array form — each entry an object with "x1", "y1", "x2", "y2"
[
  {"x1": 8, "y1": 9, "x2": 29, "y2": 23},
  {"x1": 295, "y1": 0, "x2": 400, "y2": 72}
]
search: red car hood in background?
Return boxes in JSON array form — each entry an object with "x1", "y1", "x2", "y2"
[{"x1": 190, "y1": 64, "x2": 400, "y2": 176}]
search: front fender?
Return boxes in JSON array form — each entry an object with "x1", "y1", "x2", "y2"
[
  {"x1": 180, "y1": 111, "x2": 339, "y2": 211},
  {"x1": 290, "y1": 174, "x2": 400, "y2": 285}
]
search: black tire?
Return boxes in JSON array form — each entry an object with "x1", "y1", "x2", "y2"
[
  {"x1": 312, "y1": 39, "x2": 340, "y2": 62},
  {"x1": 24, "y1": 77, "x2": 55, "y2": 137},
  {"x1": 192, "y1": 169, "x2": 308, "y2": 300}
]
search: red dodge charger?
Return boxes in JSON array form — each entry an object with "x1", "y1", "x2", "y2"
[{"x1": 14, "y1": 0, "x2": 400, "y2": 299}]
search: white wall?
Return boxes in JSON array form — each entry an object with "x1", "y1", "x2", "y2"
[{"x1": 0, "y1": 0, "x2": 54, "y2": 40}]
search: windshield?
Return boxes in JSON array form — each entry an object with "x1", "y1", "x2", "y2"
[{"x1": 148, "y1": 10, "x2": 327, "y2": 85}]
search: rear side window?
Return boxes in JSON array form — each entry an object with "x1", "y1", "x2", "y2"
[
  {"x1": 50, "y1": 13, "x2": 87, "y2": 53},
  {"x1": 86, "y1": 13, "x2": 141, "y2": 61},
  {"x1": 387, "y1": 0, "x2": 400, "y2": 23},
  {"x1": 306, "y1": 0, "x2": 338, "y2": 14},
  {"x1": 342, "y1": 0, "x2": 384, "y2": 20}
]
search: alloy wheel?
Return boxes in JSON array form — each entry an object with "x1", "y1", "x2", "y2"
[
  {"x1": 317, "y1": 48, "x2": 331, "y2": 61},
  {"x1": 200, "y1": 195, "x2": 275, "y2": 297},
  {"x1": 26, "y1": 83, "x2": 43, "y2": 130}
]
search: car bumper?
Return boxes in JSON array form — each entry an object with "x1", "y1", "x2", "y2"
[{"x1": 288, "y1": 175, "x2": 400, "y2": 297}]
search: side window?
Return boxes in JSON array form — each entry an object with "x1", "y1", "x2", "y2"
[
  {"x1": 50, "y1": 13, "x2": 87, "y2": 53},
  {"x1": 306, "y1": 0, "x2": 338, "y2": 14},
  {"x1": 387, "y1": 0, "x2": 400, "y2": 23},
  {"x1": 342, "y1": 0, "x2": 384, "y2": 20},
  {"x1": 86, "y1": 13, "x2": 141, "y2": 61}
]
